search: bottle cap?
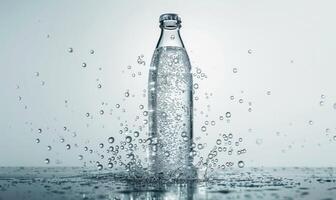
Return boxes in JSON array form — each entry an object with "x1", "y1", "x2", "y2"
[{"x1": 159, "y1": 13, "x2": 181, "y2": 23}]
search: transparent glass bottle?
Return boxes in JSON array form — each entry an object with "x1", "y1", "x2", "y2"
[{"x1": 148, "y1": 13, "x2": 194, "y2": 179}]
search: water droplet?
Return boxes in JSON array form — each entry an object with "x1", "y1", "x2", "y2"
[
  {"x1": 44, "y1": 158, "x2": 50, "y2": 164},
  {"x1": 239, "y1": 99, "x2": 244, "y2": 103},
  {"x1": 97, "y1": 84, "x2": 102, "y2": 89},
  {"x1": 233, "y1": 68, "x2": 238, "y2": 73},
  {"x1": 99, "y1": 143, "x2": 104, "y2": 148},
  {"x1": 321, "y1": 94, "x2": 325, "y2": 99},
  {"x1": 85, "y1": 112, "x2": 90, "y2": 117},
  {"x1": 108, "y1": 162, "x2": 113, "y2": 168},
  {"x1": 82, "y1": 63, "x2": 87, "y2": 68},
  {"x1": 225, "y1": 112, "x2": 231, "y2": 118},
  {"x1": 108, "y1": 137, "x2": 114, "y2": 144},
  {"x1": 309, "y1": 120, "x2": 313, "y2": 125},
  {"x1": 201, "y1": 126, "x2": 207, "y2": 132},
  {"x1": 116, "y1": 104, "x2": 120, "y2": 108},
  {"x1": 143, "y1": 111, "x2": 148, "y2": 116},
  {"x1": 90, "y1": 49, "x2": 94, "y2": 54},
  {"x1": 35, "y1": 138, "x2": 40, "y2": 143},
  {"x1": 68, "y1": 48, "x2": 73, "y2": 53},
  {"x1": 78, "y1": 155, "x2": 83, "y2": 160},
  {"x1": 211, "y1": 121, "x2": 216, "y2": 126},
  {"x1": 197, "y1": 144, "x2": 203, "y2": 150},
  {"x1": 134, "y1": 131, "x2": 139, "y2": 137},
  {"x1": 38, "y1": 128, "x2": 42, "y2": 133},
  {"x1": 60, "y1": 138, "x2": 65, "y2": 143},
  {"x1": 139, "y1": 105, "x2": 144, "y2": 110},
  {"x1": 219, "y1": 116, "x2": 224, "y2": 120},
  {"x1": 238, "y1": 161, "x2": 245, "y2": 168},
  {"x1": 97, "y1": 164, "x2": 103, "y2": 170},
  {"x1": 126, "y1": 136, "x2": 132, "y2": 143},
  {"x1": 100, "y1": 110, "x2": 104, "y2": 115},
  {"x1": 216, "y1": 139, "x2": 222, "y2": 145},
  {"x1": 125, "y1": 91, "x2": 129, "y2": 97},
  {"x1": 47, "y1": 146, "x2": 52, "y2": 151},
  {"x1": 66, "y1": 144, "x2": 71, "y2": 150}
]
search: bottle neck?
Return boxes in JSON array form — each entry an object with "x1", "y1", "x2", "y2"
[{"x1": 156, "y1": 23, "x2": 184, "y2": 48}]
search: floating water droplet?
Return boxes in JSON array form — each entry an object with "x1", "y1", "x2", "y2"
[
  {"x1": 108, "y1": 162, "x2": 113, "y2": 168},
  {"x1": 66, "y1": 144, "x2": 71, "y2": 150},
  {"x1": 99, "y1": 110, "x2": 104, "y2": 115},
  {"x1": 97, "y1": 84, "x2": 102, "y2": 89},
  {"x1": 82, "y1": 63, "x2": 87, "y2": 68},
  {"x1": 99, "y1": 143, "x2": 104, "y2": 148},
  {"x1": 68, "y1": 48, "x2": 73, "y2": 53},
  {"x1": 216, "y1": 139, "x2": 222, "y2": 145},
  {"x1": 219, "y1": 116, "x2": 224, "y2": 120},
  {"x1": 108, "y1": 137, "x2": 115, "y2": 144},
  {"x1": 116, "y1": 104, "x2": 120, "y2": 108},
  {"x1": 211, "y1": 121, "x2": 216, "y2": 126},
  {"x1": 134, "y1": 131, "x2": 139, "y2": 137},
  {"x1": 90, "y1": 49, "x2": 94, "y2": 54},
  {"x1": 143, "y1": 111, "x2": 148, "y2": 116},
  {"x1": 97, "y1": 164, "x2": 103, "y2": 170},
  {"x1": 35, "y1": 72, "x2": 40, "y2": 77},
  {"x1": 139, "y1": 104, "x2": 144, "y2": 110},
  {"x1": 225, "y1": 112, "x2": 231, "y2": 118},
  {"x1": 238, "y1": 161, "x2": 245, "y2": 168},
  {"x1": 201, "y1": 126, "x2": 206, "y2": 132},
  {"x1": 60, "y1": 138, "x2": 65, "y2": 143},
  {"x1": 85, "y1": 112, "x2": 90, "y2": 117},
  {"x1": 35, "y1": 138, "x2": 40, "y2": 143},
  {"x1": 126, "y1": 136, "x2": 132, "y2": 143},
  {"x1": 44, "y1": 158, "x2": 50, "y2": 164},
  {"x1": 125, "y1": 91, "x2": 129, "y2": 97},
  {"x1": 38, "y1": 128, "x2": 42, "y2": 133}
]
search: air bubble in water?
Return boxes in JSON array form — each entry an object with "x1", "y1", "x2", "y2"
[
  {"x1": 216, "y1": 139, "x2": 222, "y2": 145},
  {"x1": 239, "y1": 99, "x2": 244, "y2": 103},
  {"x1": 193, "y1": 83, "x2": 199, "y2": 89},
  {"x1": 82, "y1": 63, "x2": 87, "y2": 68},
  {"x1": 44, "y1": 158, "x2": 50, "y2": 164},
  {"x1": 97, "y1": 84, "x2": 102, "y2": 89},
  {"x1": 99, "y1": 143, "x2": 104, "y2": 148},
  {"x1": 125, "y1": 91, "x2": 130, "y2": 97},
  {"x1": 225, "y1": 112, "x2": 231, "y2": 118},
  {"x1": 248, "y1": 49, "x2": 253, "y2": 54},
  {"x1": 85, "y1": 112, "x2": 90, "y2": 117},
  {"x1": 90, "y1": 49, "x2": 94, "y2": 54},
  {"x1": 97, "y1": 164, "x2": 103, "y2": 170},
  {"x1": 238, "y1": 161, "x2": 245, "y2": 168},
  {"x1": 139, "y1": 104, "x2": 144, "y2": 109},
  {"x1": 35, "y1": 138, "x2": 40, "y2": 143},
  {"x1": 78, "y1": 155, "x2": 83, "y2": 160},
  {"x1": 66, "y1": 144, "x2": 71, "y2": 150},
  {"x1": 47, "y1": 146, "x2": 52, "y2": 151},
  {"x1": 201, "y1": 126, "x2": 206, "y2": 132},
  {"x1": 309, "y1": 120, "x2": 313, "y2": 125},
  {"x1": 321, "y1": 94, "x2": 325, "y2": 99},
  {"x1": 68, "y1": 48, "x2": 73, "y2": 53},
  {"x1": 219, "y1": 116, "x2": 224, "y2": 120},
  {"x1": 108, "y1": 137, "x2": 115, "y2": 144},
  {"x1": 230, "y1": 96, "x2": 234, "y2": 100},
  {"x1": 35, "y1": 72, "x2": 40, "y2": 77},
  {"x1": 100, "y1": 110, "x2": 104, "y2": 115},
  {"x1": 38, "y1": 128, "x2": 42, "y2": 133},
  {"x1": 116, "y1": 104, "x2": 120, "y2": 108}
]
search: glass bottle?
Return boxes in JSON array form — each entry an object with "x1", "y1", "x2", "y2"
[{"x1": 148, "y1": 13, "x2": 195, "y2": 179}]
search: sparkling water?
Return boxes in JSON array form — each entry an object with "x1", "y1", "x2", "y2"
[{"x1": 148, "y1": 46, "x2": 194, "y2": 178}]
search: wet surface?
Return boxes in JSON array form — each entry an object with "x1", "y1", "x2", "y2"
[{"x1": 0, "y1": 167, "x2": 335, "y2": 199}]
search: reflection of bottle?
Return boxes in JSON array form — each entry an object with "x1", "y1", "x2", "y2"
[{"x1": 148, "y1": 13, "x2": 194, "y2": 178}]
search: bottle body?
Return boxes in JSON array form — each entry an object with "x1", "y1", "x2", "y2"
[{"x1": 148, "y1": 46, "x2": 193, "y2": 178}]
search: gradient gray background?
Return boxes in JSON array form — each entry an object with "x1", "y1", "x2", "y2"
[{"x1": 1, "y1": 0, "x2": 336, "y2": 167}]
